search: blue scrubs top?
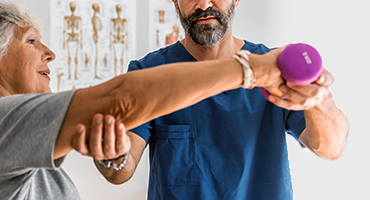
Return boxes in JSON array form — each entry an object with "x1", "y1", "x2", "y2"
[{"x1": 128, "y1": 41, "x2": 306, "y2": 200}]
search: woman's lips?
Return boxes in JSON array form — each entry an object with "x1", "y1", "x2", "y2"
[{"x1": 38, "y1": 70, "x2": 51, "y2": 81}]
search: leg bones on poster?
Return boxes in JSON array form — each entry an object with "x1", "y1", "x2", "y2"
[{"x1": 92, "y1": 2, "x2": 103, "y2": 79}]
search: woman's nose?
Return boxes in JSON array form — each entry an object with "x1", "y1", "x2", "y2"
[{"x1": 41, "y1": 44, "x2": 56, "y2": 63}]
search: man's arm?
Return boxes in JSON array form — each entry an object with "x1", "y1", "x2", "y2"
[
  {"x1": 91, "y1": 131, "x2": 146, "y2": 184},
  {"x1": 270, "y1": 68, "x2": 349, "y2": 160}
]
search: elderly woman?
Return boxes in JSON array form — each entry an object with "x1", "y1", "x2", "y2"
[{"x1": 0, "y1": 1, "x2": 290, "y2": 199}]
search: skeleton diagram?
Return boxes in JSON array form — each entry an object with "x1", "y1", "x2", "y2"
[
  {"x1": 63, "y1": 2, "x2": 82, "y2": 80},
  {"x1": 110, "y1": 4, "x2": 128, "y2": 76},
  {"x1": 158, "y1": 10, "x2": 165, "y2": 23},
  {"x1": 57, "y1": 73, "x2": 64, "y2": 92},
  {"x1": 84, "y1": 53, "x2": 89, "y2": 68},
  {"x1": 156, "y1": 29, "x2": 160, "y2": 48},
  {"x1": 92, "y1": 3, "x2": 103, "y2": 79},
  {"x1": 166, "y1": 24, "x2": 183, "y2": 46}
]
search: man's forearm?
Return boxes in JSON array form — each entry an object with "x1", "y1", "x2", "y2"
[
  {"x1": 302, "y1": 93, "x2": 349, "y2": 159},
  {"x1": 93, "y1": 130, "x2": 146, "y2": 184}
]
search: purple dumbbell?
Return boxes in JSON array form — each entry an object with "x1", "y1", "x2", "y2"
[{"x1": 260, "y1": 43, "x2": 323, "y2": 101}]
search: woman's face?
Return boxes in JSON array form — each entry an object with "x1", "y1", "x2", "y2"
[{"x1": 0, "y1": 26, "x2": 56, "y2": 94}]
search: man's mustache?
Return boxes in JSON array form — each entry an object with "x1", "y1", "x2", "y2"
[{"x1": 187, "y1": 7, "x2": 223, "y2": 26}]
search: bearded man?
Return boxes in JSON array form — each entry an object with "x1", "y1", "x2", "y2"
[{"x1": 88, "y1": 0, "x2": 348, "y2": 199}]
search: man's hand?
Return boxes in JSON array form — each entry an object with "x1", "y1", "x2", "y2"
[
  {"x1": 269, "y1": 68, "x2": 334, "y2": 111},
  {"x1": 72, "y1": 113, "x2": 131, "y2": 161}
]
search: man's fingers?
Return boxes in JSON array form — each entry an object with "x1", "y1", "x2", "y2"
[
  {"x1": 115, "y1": 122, "x2": 130, "y2": 155},
  {"x1": 270, "y1": 86, "x2": 325, "y2": 110},
  {"x1": 269, "y1": 95, "x2": 309, "y2": 110},
  {"x1": 103, "y1": 115, "x2": 116, "y2": 159},
  {"x1": 72, "y1": 124, "x2": 90, "y2": 156},
  {"x1": 286, "y1": 82, "x2": 329, "y2": 100},
  {"x1": 315, "y1": 68, "x2": 334, "y2": 86},
  {"x1": 89, "y1": 113, "x2": 104, "y2": 160}
]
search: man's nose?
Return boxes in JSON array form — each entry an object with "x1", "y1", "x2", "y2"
[{"x1": 195, "y1": 0, "x2": 213, "y2": 11}]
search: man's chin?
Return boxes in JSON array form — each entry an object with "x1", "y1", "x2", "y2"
[{"x1": 190, "y1": 31, "x2": 223, "y2": 47}]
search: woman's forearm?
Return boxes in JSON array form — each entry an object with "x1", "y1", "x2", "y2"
[{"x1": 109, "y1": 59, "x2": 244, "y2": 130}]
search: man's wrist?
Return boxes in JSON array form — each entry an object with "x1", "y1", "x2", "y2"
[{"x1": 98, "y1": 150, "x2": 131, "y2": 171}]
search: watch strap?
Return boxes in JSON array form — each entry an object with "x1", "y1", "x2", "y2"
[{"x1": 98, "y1": 149, "x2": 130, "y2": 171}]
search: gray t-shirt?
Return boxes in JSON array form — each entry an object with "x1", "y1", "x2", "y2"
[{"x1": 0, "y1": 90, "x2": 80, "y2": 200}]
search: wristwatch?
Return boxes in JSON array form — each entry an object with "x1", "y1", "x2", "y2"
[{"x1": 98, "y1": 150, "x2": 130, "y2": 171}]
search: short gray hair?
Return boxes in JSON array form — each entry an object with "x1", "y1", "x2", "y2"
[{"x1": 0, "y1": 0, "x2": 42, "y2": 60}]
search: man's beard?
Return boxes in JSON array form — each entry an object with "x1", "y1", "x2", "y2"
[{"x1": 177, "y1": 2, "x2": 235, "y2": 47}]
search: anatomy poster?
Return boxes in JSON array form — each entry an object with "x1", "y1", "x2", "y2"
[
  {"x1": 49, "y1": 0, "x2": 136, "y2": 92},
  {"x1": 148, "y1": 0, "x2": 184, "y2": 51}
]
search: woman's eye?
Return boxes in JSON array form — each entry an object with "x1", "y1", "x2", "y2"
[{"x1": 28, "y1": 39, "x2": 35, "y2": 44}]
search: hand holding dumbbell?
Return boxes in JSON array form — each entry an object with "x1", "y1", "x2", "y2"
[{"x1": 260, "y1": 43, "x2": 323, "y2": 101}]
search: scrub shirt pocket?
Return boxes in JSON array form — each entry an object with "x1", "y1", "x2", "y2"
[{"x1": 150, "y1": 124, "x2": 199, "y2": 186}]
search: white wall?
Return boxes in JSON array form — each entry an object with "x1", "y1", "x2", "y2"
[
  {"x1": 23, "y1": 0, "x2": 369, "y2": 199},
  {"x1": 234, "y1": 0, "x2": 369, "y2": 199}
]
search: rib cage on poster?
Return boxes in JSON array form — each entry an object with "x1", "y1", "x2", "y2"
[
  {"x1": 49, "y1": 0, "x2": 136, "y2": 92},
  {"x1": 148, "y1": 0, "x2": 184, "y2": 51}
]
